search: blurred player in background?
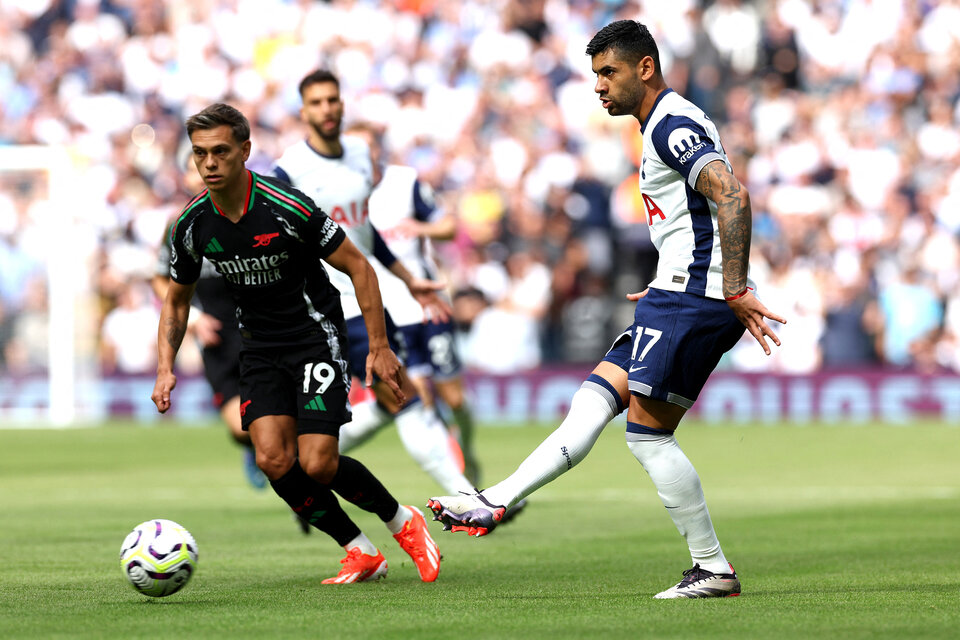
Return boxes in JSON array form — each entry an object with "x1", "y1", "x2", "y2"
[
  {"x1": 429, "y1": 20, "x2": 786, "y2": 599},
  {"x1": 342, "y1": 122, "x2": 482, "y2": 484},
  {"x1": 152, "y1": 161, "x2": 266, "y2": 491},
  {"x1": 344, "y1": 122, "x2": 526, "y2": 522},
  {"x1": 272, "y1": 70, "x2": 478, "y2": 499},
  {"x1": 153, "y1": 103, "x2": 441, "y2": 584}
]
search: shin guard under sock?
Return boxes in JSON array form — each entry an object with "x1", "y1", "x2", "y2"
[
  {"x1": 270, "y1": 460, "x2": 360, "y2": 546},
  {"x1": 329, "y1": 455, "x2": 400, "y2": 522},
  {"x1": 626, "y1": 425, "x2": 729, "y2": 574},
  {"x1": 395, "y1": 400, "x2": 475, "y2": 495},
  {"x1": 483, "y1": 384, "x2": 617, "y2": 509}
]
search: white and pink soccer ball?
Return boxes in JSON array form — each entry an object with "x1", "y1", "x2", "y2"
[{"x1": 119, "y1": 519, "x2": 198, "y2": 597}]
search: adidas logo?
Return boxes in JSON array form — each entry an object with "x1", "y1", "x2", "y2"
[
  {"x1": 206, "y1": 237, "x2": 224, "y2": 253},
  {"x1": 303, "y1": 395, "x2": 326, "y2": 411}
]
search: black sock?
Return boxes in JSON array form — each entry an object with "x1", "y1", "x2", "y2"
[
  {"x1": 270, "y1": 460, "x2": 360, "y2": 546},
  {"x1": 329, "y1": 456, "x2": 400, "y2": 522}
]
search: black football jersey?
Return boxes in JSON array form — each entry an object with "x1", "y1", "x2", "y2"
[
  {"x1": 168, "y1": 171, "x2": 347, "y2": 345},
  {"x1": 157, "y1": 221, "x2": 238, "y2": 329}
]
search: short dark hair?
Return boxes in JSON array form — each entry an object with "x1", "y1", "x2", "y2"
[
  {"x1": 299, "y1": 69, "x2": 340, "y2": 97},
  {"x1": 184, "y1": 103, "x2": 250, "y2": 142},
  {"x1": 585, "y1": 20, "x2": 661, "y2": 75}
]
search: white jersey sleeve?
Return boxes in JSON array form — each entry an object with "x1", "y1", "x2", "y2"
[
  {"x1": 273, "y1": 137, "x2": 375, "y2": 319},
  {"x1": 640, "y1": 90, "x2": 756, "y2": 300},
  {"x1": 367, "y1": 164, "x2": 446, "y2": 325}
]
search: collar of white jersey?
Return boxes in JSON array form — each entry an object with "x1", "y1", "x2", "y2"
[
  {"x1": 304, "y1": 138, "x2": 344, "y2": 160},
  {"x1": 640, "y1": 88, "x2": 675, "y2": 133}
]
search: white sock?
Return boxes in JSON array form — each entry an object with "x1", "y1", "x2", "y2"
[
  {"x1": 395, "y1": 402, "x2": 475, "y2": 495},
  {"x1": 344, "y1": 532, "x2": 378, "y2": 556},
  {"x1": 483, "y1": 386, "x2": 616, "y2": 509},
  {"x1": 626, "y1": 431, "x2": 729, "y2": 574},
  {"x1": 385, "y1": 504, "x2": 413, "y2": 535},
  {"x1": 339, "y1": 401, "x2": 391, "y2": 453}
]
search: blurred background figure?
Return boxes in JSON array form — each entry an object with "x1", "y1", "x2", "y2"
[
  {"x1": 877, "y1": 264, "x2": 944, "y2": 370},
  {"x1": 3, "y1": 275, "x2": 50, "y2": 375},
  {"x1": 99, "y1": 280, "x2": 159, "y2": 376},
  {"x1": 0, "y1": 0, "x2": 957, "y2": 411}
]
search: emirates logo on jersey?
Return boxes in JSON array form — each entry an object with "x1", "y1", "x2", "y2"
[{"x1": 207, "y1": 251, "x2": 291, "y2": 286}]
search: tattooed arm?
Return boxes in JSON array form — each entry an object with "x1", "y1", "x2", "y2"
[
  {"x1": 695, "y1": 160, "x2": 786, "y2": 355},
  {"x1": 151, "y1": 280, "x2": 197, "y2": 413},
  {"x1": 695, "y1": 160, "x2": 752, "y2": 298}
]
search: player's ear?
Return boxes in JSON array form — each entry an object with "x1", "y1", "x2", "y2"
[
  {"x1": 241, "y1": 139, "x2": 251, "y2": 161},
  {"x1": 638, "y1": 55, "x2": 657, "y2": 82}
]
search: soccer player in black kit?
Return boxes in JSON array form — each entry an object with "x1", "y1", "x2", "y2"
[
  {"x1": 153, "y1": 162, "x2": 267, "y2": 492},
  {"x1": 151, "y1": 103, "x2": 441, "y2": 583}
]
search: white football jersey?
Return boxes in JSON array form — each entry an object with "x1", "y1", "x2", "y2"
[
  {"x1": 273, "y1": 137, "x2": 375, "y2": 319},
  {"x1": 640, "y1": 89, "x2": 755, "y2": 300},
  {"x1": 367, "y1": 164, "x2": 444, "y2": 325}
]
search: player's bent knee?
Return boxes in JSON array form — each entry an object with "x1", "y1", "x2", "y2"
[
  {"x1": 435, "y1": 379, "x2": 464, "y2": 409},
  {"x1": 255, "y1": 449, "x2": 295, "y2": 482},
  {"x1": 626, "y1": 394, "x2": 686, "y2": 432},
  {"x1": 300, "y1": 455, "x2": 339, "y2": 485},
  {"x1": 442, "y1": 388, "x2": 464, "y2": 410},
  {"x1": 371, "y1": 381, "x2": 403, "y2": 414}
]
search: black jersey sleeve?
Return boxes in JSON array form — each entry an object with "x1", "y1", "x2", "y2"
[
  {"x1": 306, "y1": 210, "x2": 346, "y2": 259},
  {"x1": 168, "y1": 216, "x2": 202, "y2": 285},
  {"x1": 155, "y1": 222, "x2": 174, "y2": 278}
]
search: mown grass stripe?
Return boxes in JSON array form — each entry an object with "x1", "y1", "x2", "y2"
[{"x1": 1, "y1": 423, "x2": 959, "y2": 638}]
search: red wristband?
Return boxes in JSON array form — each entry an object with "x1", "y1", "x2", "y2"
[{"x1": 724, "y1": 286, "x2": 753, "y2": 302}]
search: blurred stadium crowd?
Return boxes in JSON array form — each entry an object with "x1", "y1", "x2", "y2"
[{"x1": 0, "y1": 0, "x2": 959, "y2": 378}]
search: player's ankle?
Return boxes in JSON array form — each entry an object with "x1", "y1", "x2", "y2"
[{"x1": 385, "y1": 504, "x2": 413, "y2": 534}]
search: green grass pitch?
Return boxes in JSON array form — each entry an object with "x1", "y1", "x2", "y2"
[{"x1": 1, "y1": 420, "x2": 958, "y2": 639}]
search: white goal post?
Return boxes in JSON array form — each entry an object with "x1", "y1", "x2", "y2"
[{"x1": 0, "y1": 145, "x2": 77, "y2": 425}]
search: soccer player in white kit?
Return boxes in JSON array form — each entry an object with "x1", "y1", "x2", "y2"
[
  {"x1": 343, "y1": 123, "x2": 485, "y2": 486},
  {"x1": 428, "y1": 20, "x2": 786, "y2": 599},
  {"x1": 273, "y1": 70, "x2": 476, "y2": 499}
]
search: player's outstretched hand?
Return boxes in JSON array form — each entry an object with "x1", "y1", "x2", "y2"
[
  {"x1": 151, "y1": 371, "x2": 178, "y2": 413},
  {"x1": 727, "y1": 291, "x2": 786, "y2": 355},
  {"x1": 408, "y1": 277, "x2": 452, "y2": 324},
  {"x1": 366, "y1": 346, "x2": 405, "y2": 405},
  {"x1": 191, "y1": 312, "x2": 223, "y2": 347},
  {"x1": 394, "y1": 218, "x2": 426, "y2": 238}
]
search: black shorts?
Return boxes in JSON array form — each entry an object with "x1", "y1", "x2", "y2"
[
  {"x1": 238, "y1": 340, "x2": 352, "y2": 436},
  {"x1": 200, "y1": 326, "x2": 242, "y2": 409}
]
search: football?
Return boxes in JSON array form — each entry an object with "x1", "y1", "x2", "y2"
[{"x1": 119, "y1": 519, "x2": 198, "y2": 597}]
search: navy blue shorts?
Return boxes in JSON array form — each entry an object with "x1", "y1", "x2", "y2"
[
  {"x1": 395, "y1": 319, "x2": 462, "y2": 380},
  {"x1": 344, "y1": 311, "x2": 407, "y2": 380},
  {"x1": 602, "y1": 288, "x2": 744, "y2": 409}
]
